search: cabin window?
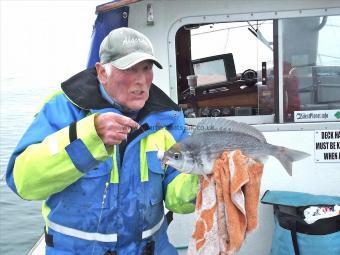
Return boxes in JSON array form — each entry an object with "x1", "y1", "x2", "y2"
[
  {"x1": 176, "y1": 20, "x2": 275, "y2": 124},
  {"x1": 282, "y1": 15, "x2": 340, "y2": 123},
  {"x1": 175, "y1": 14, "x2": 340, "y2": 124}
]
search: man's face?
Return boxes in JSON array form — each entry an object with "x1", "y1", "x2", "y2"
[{"x1": 99, "y1": 60, "x2": 154, "y2": 111}]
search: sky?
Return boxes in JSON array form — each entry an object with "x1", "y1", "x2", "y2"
[{"x1": 1, "y1": 0, "x2": 107, "y2": 86}]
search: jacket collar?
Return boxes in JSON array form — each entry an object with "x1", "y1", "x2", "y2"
[{"x1": 61, "y1": 68, "x2": 180, "y2": 120}]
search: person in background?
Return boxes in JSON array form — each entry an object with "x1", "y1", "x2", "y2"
[{"x1": 6, "y1": 27, "x2": 198, "y2": 255}]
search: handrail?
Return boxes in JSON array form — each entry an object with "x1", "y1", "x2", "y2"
[{"x1": 95, "y1": 0, "x2": 143, "y2": 14}]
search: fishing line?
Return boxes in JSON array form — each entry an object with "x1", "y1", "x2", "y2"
[
  {"x1": 90, "y1": 124, "x2": 148, "y2": 254},
  {"x1": 89, "y1": 123, "x2": 165, "y2": 254},
  {"x1": 91, "y1": 181, "x2": 109, "y2": 255}
]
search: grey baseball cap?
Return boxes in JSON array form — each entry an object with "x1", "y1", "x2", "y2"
[{"x1": 99, "y1": 27, "x2": 162, "y2": 69}]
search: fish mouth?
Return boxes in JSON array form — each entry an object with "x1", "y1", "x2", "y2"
[
  {"x1": 161, "y1": 157, "x2": 169, "y2": 169},
  {"x1": 161, "y1": 156, "x2": 169, "y2": 169},
  {"x1": 157, "y1": 150, "x2": 168, "y2": 169},
  {"x1": 157, "y1": 150, "x2": 165, "y2": 160}
]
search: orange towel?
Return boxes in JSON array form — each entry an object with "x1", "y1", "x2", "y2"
[{"x1": 188, "y1": 150, "x2": 264, "y2": 255}]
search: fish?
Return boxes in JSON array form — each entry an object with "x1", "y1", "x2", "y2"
[{"x1": 161, "y1": 118, "x2": 310, "y2": 176}]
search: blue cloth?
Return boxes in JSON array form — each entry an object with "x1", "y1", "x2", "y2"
[
  {"x1": 270, "y1": 221, "x2": 340, "y2": 255},
  {"x1": 262, "y1": 190, "x2": 340, "y2": 255},
  {"x1": 86, "y1": 6, "x2": 129, "y2": 68},
  {"x1": 65, "y1": 139, "x2": 100, "y2": 173}
]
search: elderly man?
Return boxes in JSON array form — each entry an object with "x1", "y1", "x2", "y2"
[{"x1": 6, "y1": 27, "x2": 198, "y2": 255}]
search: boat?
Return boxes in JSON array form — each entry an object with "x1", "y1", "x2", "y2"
[{"x1": 28, "y1": 0, "x2": 340, "y2": 254}]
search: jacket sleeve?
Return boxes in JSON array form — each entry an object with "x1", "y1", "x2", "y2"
[
  {"x1": 163, "y1": 112, "x2": 199, "y2": 214},
  {"x1": 6, "y1": 94, "x2": 110, "y2": 201}
]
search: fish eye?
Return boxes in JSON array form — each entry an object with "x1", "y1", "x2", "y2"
[{"x1": 173, "y1": 152, "x2": 181, "y2": 160}]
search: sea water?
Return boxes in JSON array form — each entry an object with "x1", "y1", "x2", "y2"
[{"x1": 0, "y1": 77, "x2": 58, "y2": 254}]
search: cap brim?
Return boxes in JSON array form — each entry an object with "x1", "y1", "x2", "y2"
[{"x1": 111, "y1": 52, "x2": 163, "y2": 70}]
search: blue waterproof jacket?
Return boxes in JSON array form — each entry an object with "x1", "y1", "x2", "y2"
[{"x1": 6, "y1": 68, "x2": 198, "y2": 255}]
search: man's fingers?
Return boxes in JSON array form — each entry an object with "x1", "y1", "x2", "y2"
[
  {"x1": 94, "y1": 112, "x2": 140, "y2": 146},
  {"x1": 101, "y1": 112, "x2": 139, "y2": 130},
  {"x1": 114, "y1": 115, "x2": 140, "y2": 130},
  {"x1": 103, "y1": 132, "x2": 128, "y2": 145},
  {"x1": 113, "y1": 132, "x2": 128, "y2": 141},
  {"x1": 121, "y1": 126, "x2": 132, "y2": 134}
]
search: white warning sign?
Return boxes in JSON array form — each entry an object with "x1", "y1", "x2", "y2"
[{"x1": 314, "y1": 130, "x2": 340, "y2": 162}]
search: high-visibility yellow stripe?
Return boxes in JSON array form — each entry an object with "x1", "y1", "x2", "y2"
[
  {"x1": 140, "y1": 128, "x2": 176, "y2": 182},
  {"x1": 42, "y1": 201, "x2": 51, "y2": 232},
  {"x1": 165, "y1": 173, "x2": 198, "y2": 214},
  {"x1": 140, "y1": 138, "x2": 148, "y2": 182},
  {"x1": 110, "y1": 145, "x2": 119, "y2": 183},
  {"x1": 13, "y1": 114, "x2": 110, "y2": 200}
]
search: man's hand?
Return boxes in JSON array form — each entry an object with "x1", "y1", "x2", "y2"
[{"x1": 94, "y1": 112, "x2": 139, "y2": 145}]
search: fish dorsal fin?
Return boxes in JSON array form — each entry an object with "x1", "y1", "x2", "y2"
[{"x1": 193, "y1": 117, "x2": 266, "y2": 141}]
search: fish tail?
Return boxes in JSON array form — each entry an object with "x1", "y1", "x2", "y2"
[{"x1": 271, "y1": 146, "x2": 310, "y2": 176}]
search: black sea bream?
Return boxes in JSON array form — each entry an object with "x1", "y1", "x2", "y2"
[{"x1": 162, "y1": 118, "x2": 310, "y2": 176}]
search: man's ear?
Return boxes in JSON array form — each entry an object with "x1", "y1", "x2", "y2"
[{"x1": 95, "y1": 62, "x2": 107, "y2": 84}]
